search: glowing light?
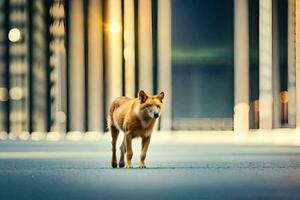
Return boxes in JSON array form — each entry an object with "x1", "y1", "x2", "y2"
[
  {"x1": 56, "y1": 111, "x2": 66, "y2": 123},
  {"x1": 85, "y1": 131, "x2": 102, "y2": 141},
  {"x1": 280, "y1": 91, "x2": 288, "y2": 103},
  {"x1": 108, "y1": 22, "x2": 121, "y2": 34},
  {"x1": 8, "y1": 132, "x2": 18, "y2": 140},
  {"x1": 46, "y1": 132, "x2": 62, "y2": 141},
  {"x1": 123, "y1": 47, "x2": 132, "y2": 60},
  {"x1": 66, "y1": 131, "x2": 83, "y2": 141},
  {"x1": 150, "y1": 130, "x2": 300, "y2": 146},
  {"x1": 9, "y1": 87, "x2": 23, "y2": 100},
  {"x1": 31, "y1": 132, "x2": 45, "y2": 141},
  {"x1": 19, "y1": 132, "x2": 30, "y2": 140},
  {"x1": 8, "y1": 28, "x2": 21, "y2": 42}
]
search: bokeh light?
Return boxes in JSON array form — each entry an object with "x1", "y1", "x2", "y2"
[
  {"x1": 8, "y1": 28, "x2": 21, "y2": 42},
  {"x1": 108, "y1": 22, "x2": 121, "y2": 34},
  {"x1": 56, "y1": 111, "x2": 66, "y2": 123},
  {"x1": 9, "y1": 87, "x2": 23, "y2": 100}
]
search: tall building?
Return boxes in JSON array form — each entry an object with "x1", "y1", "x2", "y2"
[
  {"x1": 49, "y1": 0, "x2": 67, "y2": 133},
  {"x1": 0, "y1": 0, "x2": 299, "y2": 137},
  {"x1": 9, "y1": 0, "x2": 30, "y2": 136}
]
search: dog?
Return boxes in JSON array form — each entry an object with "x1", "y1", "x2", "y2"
[{"x1": 108, "y1": 90, "x2": 164, "y2": 168}]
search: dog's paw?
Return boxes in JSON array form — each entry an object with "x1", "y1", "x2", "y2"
[
  {"x1": 111, "y1": 163, "x2": 118, "y2": 168},
  {"x1": 139, "y1": 161, "x2": 146, "y2": 168},
  {"x1": 125, "y1": 164, "x2": 133, "y2": 168},
  {"x1": 125, "y1": 160, "x2": 132, "y2": 168},
  {"x1": 119, "y1": 162, "x2": 125, "y2": 168}
]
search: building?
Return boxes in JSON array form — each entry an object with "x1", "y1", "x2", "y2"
[{"x1": 0, "y1": 0, "x2": 299, "y2": 138}]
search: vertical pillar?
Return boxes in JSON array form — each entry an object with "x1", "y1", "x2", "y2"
[
  {"x1": 288, "y1": 0, "x2": 296, "y2": 127},
  {"x1": 106, "y1": 0, "x2": 122, "y2": 106},
  {"x1": 234, "y1": 0, "x2": 249, "y2": 133},
  {"x1": 69, "y1": 0, "x2": 85, "y2": 131},
  {"x1": 48, "y1": 0, "x2": 68, "y2": 134},
  {"x1": 124, "y1": 0, "x2": 135, "y2": 98},
  {"x1": 296, "y1": 0, "x2": 300, "y2": 128},
  {"x1": 88, "y1": 0, "x2": 103, "y2": 131},
  {"x1": 272, "y1": 0, "x2": 281, "y2": 128},
  {"x1": 138, "y1": 0, "x2": 153, "y2": 93},
  {"x1": 158, "y1": 0, "x2": 172, "y2": 130},
  {"x1": 259, "y1": 0, "x2": 273, "y2": 129}
]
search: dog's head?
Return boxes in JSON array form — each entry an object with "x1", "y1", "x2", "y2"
[{"x1": 137, "y1": 90, "x2": 164, "y2": 119}]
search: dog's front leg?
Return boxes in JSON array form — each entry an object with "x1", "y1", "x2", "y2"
[
  {"x1": 125, "y1": 133, "x2": 133, "y2": 168},
  {"x1": 139, "y1": 136, "x2": 151, "y2": 168}
]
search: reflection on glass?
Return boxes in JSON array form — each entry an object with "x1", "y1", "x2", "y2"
[{"x1": 171, "y1": 0, "x2": 234, "y2": 130}]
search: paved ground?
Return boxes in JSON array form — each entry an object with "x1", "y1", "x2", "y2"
[{"x1": 0, "y1": 140, "x2": 300, "y2": 200}]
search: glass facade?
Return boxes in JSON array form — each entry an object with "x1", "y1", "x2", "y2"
[
  {"x1": 171, "y1": 0, "x2": 234, "y2": 130},
  {"x1": 0, "y1": 0, "x2": 297, "y2": 135}
]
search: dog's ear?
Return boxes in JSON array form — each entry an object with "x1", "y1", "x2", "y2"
[
  {"x1": 138, "y1": 90, "x2": 148, "y2": 103},
  {"x1": 157, "y1": 92, "x2": 165, "y2": 102}
]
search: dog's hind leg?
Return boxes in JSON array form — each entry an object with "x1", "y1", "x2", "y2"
[
  {"x1": 110, "y1": 126, "x2": 119, "y2": 168},
  {"x1": 119, "y1": 135, "x2": 126, "y2": 168},
  {"x1": 125, "y1": 133, "x2": 133, "y2": 168}
]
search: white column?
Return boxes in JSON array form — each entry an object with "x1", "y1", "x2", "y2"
[
  {"x1": 88, "y1": 0, "x2": 103, "y2": 131},
  {"x1": 124, "y1": 0, "x2": 135, "y2": 98},
  {"x1": 296, "y1": 0, "x2": 300, "y2": 129},
  {"x1": 106, "y1": 0, "x2": 122, "y2": 106},
  {"x1": 158, "y1": 0, "x2": 172, "y2": 130},
  {"x1": 234, "y1": 0, "x2": 249, "y2": 133},
  {"x1": 288, "y1": 0, "x2": 296, "y2": 127},
  {"x1": 259, "y1": 0, "x2": 273, "y2": 129},
  {"x1": 69, "y1": 0, "x2": 85, "y2": 131},
  {"x1": 272, "y1": 0, "x2": 281, "y2": 128},
  {"x1": 138, "y1": 0, "x2": 153, "y2": 93}
]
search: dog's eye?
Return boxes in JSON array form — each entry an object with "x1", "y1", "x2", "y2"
[{"x1": 157, "y1": 105, "x2": 161, "y2": 109}]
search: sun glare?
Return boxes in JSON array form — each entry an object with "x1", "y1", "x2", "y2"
[{"x1": 108, "y1": 22, "x2": 121, "y2": 34}]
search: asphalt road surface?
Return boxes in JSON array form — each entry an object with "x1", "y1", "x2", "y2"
[{"x1": 0, "y1": 140, "x2": 300, "y2": 200}]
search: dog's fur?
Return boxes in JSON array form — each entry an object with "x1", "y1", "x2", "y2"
[{"x1": 108, "y1": 90, "x2": 164, "y2": 168}]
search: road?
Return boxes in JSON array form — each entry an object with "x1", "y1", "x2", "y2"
[{"x1": 0, "y1": 140, "x2": 300, "y2": 200}]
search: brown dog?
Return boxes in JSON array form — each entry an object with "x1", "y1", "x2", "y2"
[{"x1": 108, "y1": 90, "x2": 164, "y2": 168}]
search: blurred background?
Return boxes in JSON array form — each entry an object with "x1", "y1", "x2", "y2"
[{"x1": 0, "y1": 0, "x2": 299, "y2": 138}]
